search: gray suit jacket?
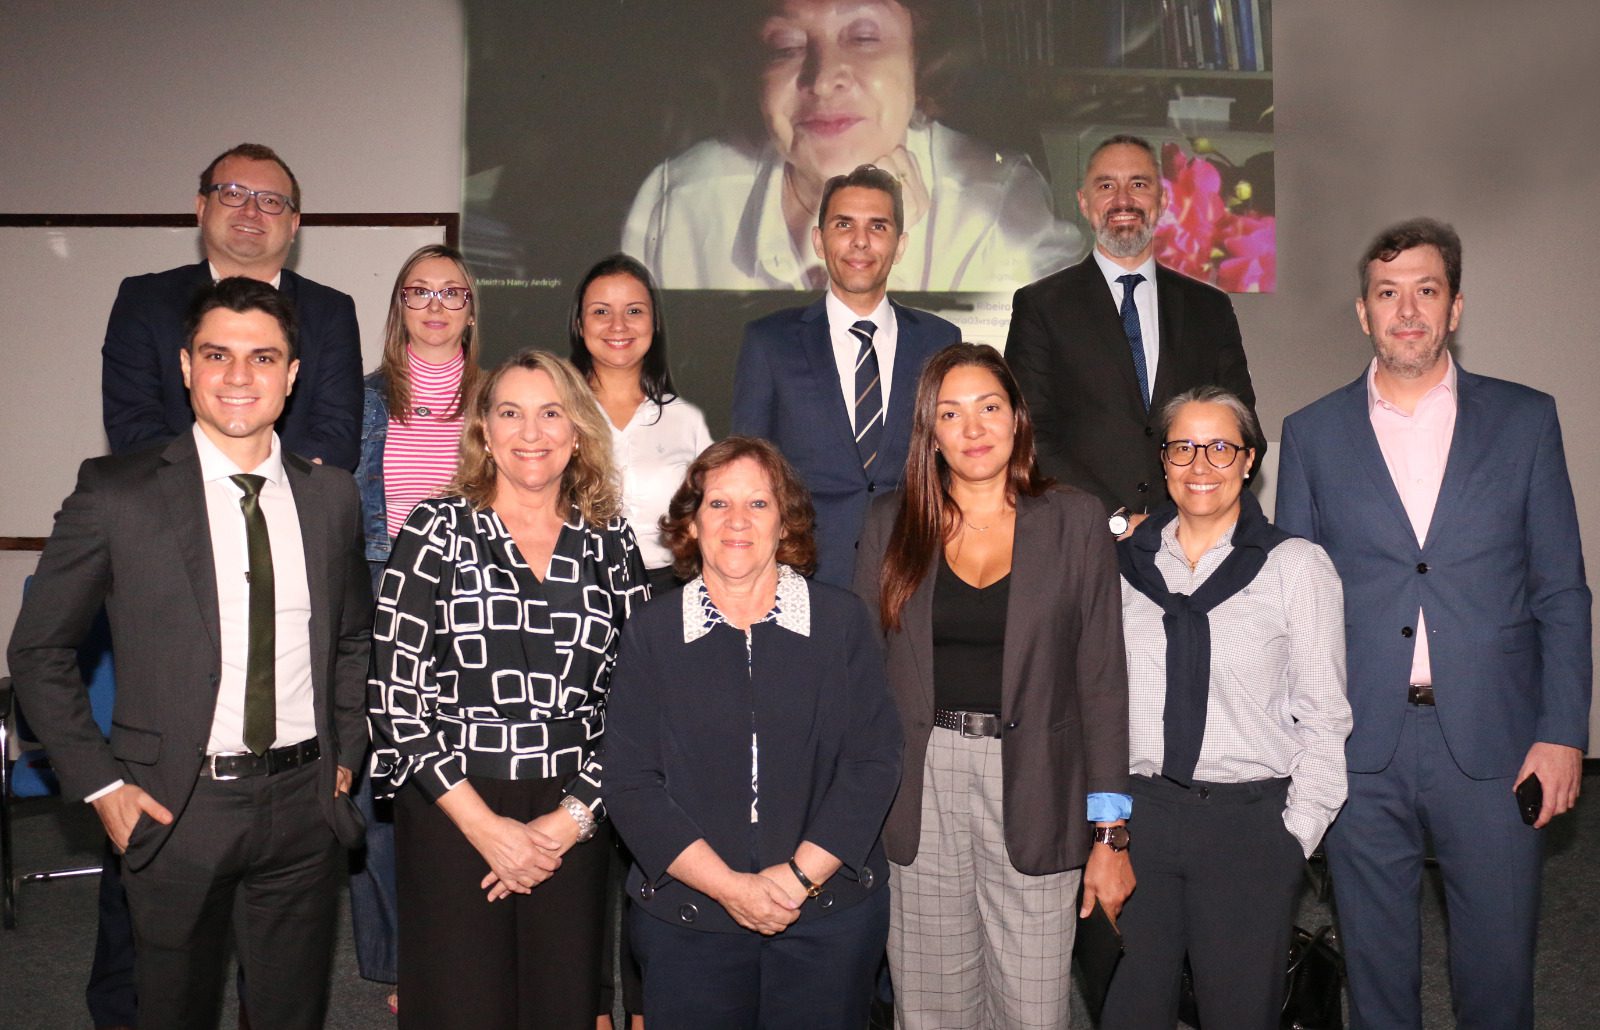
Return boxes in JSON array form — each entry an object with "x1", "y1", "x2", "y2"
[
  {"x1": 853, "y1": 486, "x2": 1129, "y2": 874},
  {"x1": 8, "y1": 433, "x2": 372, "y2": 869}
]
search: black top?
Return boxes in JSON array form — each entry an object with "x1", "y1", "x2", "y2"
[{"x1": 932, "y1": 553, "x2": 1010, "y2": 713}]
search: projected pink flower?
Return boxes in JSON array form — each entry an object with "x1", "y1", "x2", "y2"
[{"x1": 1154, "y1": 143, "x2": 1276, "y2": 293}]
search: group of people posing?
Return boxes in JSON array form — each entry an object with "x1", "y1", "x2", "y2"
[{"x1": 9, "y1": 129, "x2": 1590, "y2": 1030}]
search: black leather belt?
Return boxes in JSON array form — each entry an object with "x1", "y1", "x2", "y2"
[
  {"x1": 1407, "y1": 684, "x2": 1435, "y2": 706},
  {"x1": 933, "y1": 708, "x2": 1001, "y2": 738},
  {"x1": 202, "y1": 738, "x2": 320, "y2": 780}
]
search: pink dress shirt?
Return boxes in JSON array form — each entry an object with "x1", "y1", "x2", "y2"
[{"x1": 1367, "y1": 355, "x2": 1458, "y2": 685}]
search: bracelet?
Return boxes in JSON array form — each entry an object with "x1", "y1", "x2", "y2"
[
  {"x1": 787, "y1": 858, "x2": 823, "y2": 899},
  {"x1": 559, "y1": 795, "x2": 597, "y2": 843}
]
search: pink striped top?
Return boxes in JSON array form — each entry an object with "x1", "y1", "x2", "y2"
[{"x1": 384, "y1": 348, "x2": 467, "y2": 538}]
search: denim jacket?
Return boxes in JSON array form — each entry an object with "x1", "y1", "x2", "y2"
[{"x1": 357, "y1": 371, "x2": 391, "y2": 564}]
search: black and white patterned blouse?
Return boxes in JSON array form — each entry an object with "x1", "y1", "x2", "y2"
[{"x1": 368, "y1": 496, "x2": 649, "y2": 814}]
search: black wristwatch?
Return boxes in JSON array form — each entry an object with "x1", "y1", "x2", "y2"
[
  {"x1": 788, "y1": 859, "x2": 823, "y2": 899},
  {"x1": 1093, "y1": 824, "x2": 1130, "y2": 852}
]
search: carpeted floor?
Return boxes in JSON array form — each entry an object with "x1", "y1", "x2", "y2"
[{"x1": 4, "y1": 770, "x2": 1597, "y2": 1028}]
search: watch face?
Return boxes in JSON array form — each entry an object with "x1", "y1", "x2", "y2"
[
  {"x1": 1108, "y1": 514, "x2": 1130, "y2": 536},
  {"x1": 1097, "y1": 825, "x2": 1130, "y2": 850}
]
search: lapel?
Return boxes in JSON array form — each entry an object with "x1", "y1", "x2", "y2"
[
  {"x1": 1150, "y1": 265, "x2": 1183, "y2": 407},
  {"x1": 157, "y1": 432, "x2": 222, "y2": 660},
  {"x1": 902, "y1": 542, "x2": 937, "y2": 714},
  {"x1": 801, "y1": 296, "x2": 868, "y2": 480},
  {"x1": 999, "y1": 492, "x2": 1049, "y2": 716},
  {"x1": 879, "y1": 299, "x2": 925, "y2": 480},
  {"x1": 285, "y1": 453, "x2": 333, "y2": 704},
  {"x1": 1337, "y1": 373, "x2": 1415, "y2": 540},
  {"x1": 1424, "y1": 367, "x2": 1483, "y2": 548},
  {"x1": 1072, "y1": 258, "x2": 1147, "y2": 411}
]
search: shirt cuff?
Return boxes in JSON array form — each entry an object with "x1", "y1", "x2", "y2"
[
  {"x1": 1087, "y1": 792, "x2": 1133, "y2": 822},
  {"x1": 85, "y1": 780, "x2": 125, "y2": 803}
]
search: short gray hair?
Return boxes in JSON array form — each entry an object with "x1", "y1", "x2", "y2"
[{"x1": 1157, "y1": 385, "x2": 1260, "y2": 446}]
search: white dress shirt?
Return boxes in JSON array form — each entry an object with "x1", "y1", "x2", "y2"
[
  {"x1": 1121, "y1": 519, "x2": 1352, "y2": 855},
  {"x1": 193, "y1": 424, "x2": 316, "y2": 754},
  {"x1": 207, "y1": 261, "x2": 281, "y2": 289},
  {"x1": 1092, "y1": 249, "x2": 1161, "y2": 392},
  {"x1": 608, "y1": 396, "x2": 714, "y2": 570},
  {"x1": 825, "y1": 290, "x2": 898, "y2": 432}
]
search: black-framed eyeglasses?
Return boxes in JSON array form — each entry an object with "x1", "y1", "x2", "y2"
[
  {"x1": 1161, "y1": 439, "x2": 1249, "y2": 468},
  {"x1": 399, "y1": 286, "x2": 472, "y2": 311},
  {"x1": 202, "y1": 182, "x2": 297, "y2": 215}
]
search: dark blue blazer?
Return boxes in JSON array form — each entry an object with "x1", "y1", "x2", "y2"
[
  {"x1": 602, "y1": 578, "x2": 903, "y2": 934},
  {"x1": 101, "y1": 261, "x2": 363, "y2": 469},
  {"x1": 731, "y1": 296, "x2": 959, "y2": 588},
  {"x1": 1276, "y1": 367, "x2": 1591, "y2": 778}
]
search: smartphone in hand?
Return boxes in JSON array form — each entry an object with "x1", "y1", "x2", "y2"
[{"x1": 1515, "y1": 773, "x2": 1543, "y2": 826}]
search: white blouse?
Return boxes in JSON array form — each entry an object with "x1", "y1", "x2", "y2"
[{"x1": 609, "y1": 396, "x2": 714, "y2": 570}]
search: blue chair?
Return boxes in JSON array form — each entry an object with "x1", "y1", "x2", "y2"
[{"x1": 1, "y1": 602, "x2": 114, "y2": 929}]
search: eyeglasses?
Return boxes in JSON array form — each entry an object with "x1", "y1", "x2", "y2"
[
  {"x1": 399, "y1": 286, "x2": 472, "y2": 311},
  {"x1": 202, "y1": 183, "x2": 297, "y2": 215},
  {"x1": 1161, "y1": 439, "x2": 1249, "y2": 468}
]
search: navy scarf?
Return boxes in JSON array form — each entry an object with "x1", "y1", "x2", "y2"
[{"x1": 1117, "y1": 491, "x2": 1291, "y2": 785}]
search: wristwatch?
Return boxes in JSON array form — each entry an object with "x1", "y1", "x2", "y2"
[
  {"x1": 1092, "y1": 824, "x2": 1130, "y2": 852},
  {"x1": 1107, "y1": 507, "x2": 1131, "y2": 536},
  {"x1": 788, "y1": 859, "x2": 824, "y2": 899}
]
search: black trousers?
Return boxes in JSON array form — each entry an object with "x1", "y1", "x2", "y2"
[
  {"x1": 394, "y1": 774, "x2": 610, "y2": 1030},
  {"x1": 1101, "y1": 775, "x2": 1305, "y2": 1030},
  {"x1": 120, "y1": 759, "x2": 342, "y2": 1030},
  {"x1": 631, "y1": 886, "x2": 889, "y2": 1030}
]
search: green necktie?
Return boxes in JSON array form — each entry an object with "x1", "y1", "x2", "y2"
[{"x1": 230, "y1": 473, "x2": 276, "y2": 757}]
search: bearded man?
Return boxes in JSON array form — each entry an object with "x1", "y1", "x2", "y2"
[{"x1": 1004, "y1": 134, "x2": 1261, "y2": 527}]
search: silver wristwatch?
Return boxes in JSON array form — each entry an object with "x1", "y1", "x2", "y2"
[{"x1": 1108, "y1": 507, "x2": 1131, "y2": 536}]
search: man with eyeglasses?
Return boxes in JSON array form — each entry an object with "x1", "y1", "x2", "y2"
[
  {"x1": 1277, "y1": 218, "x2": 1591, "y2": 1030},
  {"x1": 101, "y1": 142, "x2": 361, "y2": 470},
  {"x1": 1004, "y1": 134, "x2": 1263, "y2": 533},
  {"x1": 88, "y1": 143, "x2": 361, "y2": 1030}
]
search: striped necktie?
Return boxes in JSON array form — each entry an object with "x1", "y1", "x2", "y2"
[{"x1": 851, "y1": 319, "x2": 883, "y2": 471}]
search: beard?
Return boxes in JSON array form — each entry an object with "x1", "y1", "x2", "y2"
[
  {"x1": 1094, "y1": 209, "x2": 1156, "y2": 260},
  {"x1": 1373, "y1": 323, "x2": 1451, "y2": 379}
]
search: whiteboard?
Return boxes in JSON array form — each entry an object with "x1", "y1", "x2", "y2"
[{"x1": 0, "y1": 220, "x2": 449, "y2": 536}]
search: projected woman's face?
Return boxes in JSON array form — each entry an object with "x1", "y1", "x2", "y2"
[{"x1": 759, "y1": 0, "x2": 917, "y2": 193}]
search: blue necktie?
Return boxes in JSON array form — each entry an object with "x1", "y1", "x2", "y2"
[
  {"x1": 850, "y1": 320, "x2": 883, "y2": 471},
  {"x1": 1117, "y1": 273, "x2": 1150, "y2": 410}
]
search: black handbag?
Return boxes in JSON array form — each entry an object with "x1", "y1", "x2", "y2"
[{"x1": 1176, "y1": 925, "x2": 1344, "y2": 1030}]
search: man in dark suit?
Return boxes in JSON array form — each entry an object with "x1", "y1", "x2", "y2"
[
  {"x1": 102, "y1": 142, "x2": 362, "y2": 469},
  {"x1": 10, "y1": 278, "x2": 371, "y2": 1029},
  {"x1": 1276, "y1": 218, "x2": 1590, "y2": 1029},
  {"x1": 733, "y1": 164, "x2": 959, "y2": 588},
  {"x1": 1005, "y1": 134, "x2": 1260, "y2": 527}
]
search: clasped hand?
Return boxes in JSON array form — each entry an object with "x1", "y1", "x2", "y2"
[
  {"x1": 470, "y1": 814, "x2": 565, "y2": 901},
  {"x1": 717, "y1": 870, "x2": 801, "y2": 936}
]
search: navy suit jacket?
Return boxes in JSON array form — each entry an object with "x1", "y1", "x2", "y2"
[
  {"x1": 1276, "y1": 367, "x2": 1591, "y2": 778},
  {"x1": 101, "y1": 261, "x2": 363, "y2": 469},
  {"x1": 1006, "y1": 256, "x2": 1260, "y2": 514},
  {"x1": 732, "y1": 296, "x2": 959, "y2": 588}
]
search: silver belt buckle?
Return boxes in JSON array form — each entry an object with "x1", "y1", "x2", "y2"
[
  {"x1": 961, "y1": 712, "x2": 997, "y2": 738},
  {"x1": 207, "y1": 751, "x2": 248, "y2": 781}
]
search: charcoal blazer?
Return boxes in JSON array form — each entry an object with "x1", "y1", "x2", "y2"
[
  {"x1": 852, "y1": 486, "x2": 1130, "y2": 874},
  {"x1": 7, "y1": 432, "x2": 373, "y2": 870},
  {"x1": 101, "y1": 261, "x2": 363, "y2": 469},
  {"x1": 1276, "y1": 367, "x2": 1591, "y2": 776},
  {"x1": 732, "y1": 296, "x2": 959, "y2": 588},
  {"x1": 1005, "y1": 257, "x2": 1260, "y2": 514}
]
